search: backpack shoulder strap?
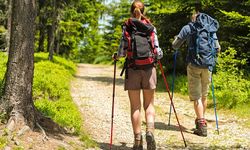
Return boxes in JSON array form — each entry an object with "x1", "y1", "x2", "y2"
[{"x1": 124, "y1": 18, "x2": 137, "y2": 32}]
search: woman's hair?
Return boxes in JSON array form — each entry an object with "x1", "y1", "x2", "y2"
[{"x1": 130, "y1": 0, "x2": 144, "y2": 15}]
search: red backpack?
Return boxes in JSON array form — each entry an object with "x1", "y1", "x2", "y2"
[{"x1": 123, "y1": 18, "x2": 157, "y2": 69}]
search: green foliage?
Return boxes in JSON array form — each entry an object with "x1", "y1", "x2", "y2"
[
  {"x1": 35, "y1": 97, "x2": 82, "y2": 134},
  {"x1": 0, "y1": 52, "x2": 7, "y2": 97},
  {"x1": 80, "y1": 132, "x2": 98, "y2": 148},
  {"x1": 34, "y1": 52, "x2": 76, "y2": 74},
  {"x1": 213, "y1": 48, "x2": 250, "y2": 108},
  {"x1": 218, "y1": 9, "x2": 250, "y2": 72},
  {"x1": 93, "y1": 55, "x2": 111, "y2": 64},
  {"x1": 157, "y1": 74, "x2": 188, "y2": 95},
  {"x1": 0, "y1": 0, "x2": 6, "y2": 50},
  {"x1": 99, "y1": 0, "x2": 130, "y2": 64},
  {"x1": 59, "y1": 20, "x2": 83, "y2": 58},
  {"x1": 0, "y1": 136, "x2": 7, "y2": 149},
  {"x1": 33, "y1": 61, "x2": 71, "y2": 100},
  {"x1": 57, "y1": 0, "x2": 105, "y2": 61},
  {"x1": 0, "y1": 25, "x2": 6, "y2": 50},
  {"x1": 78, "y1": 28, "x2": 106, "y2": 63},
  {"x1": 33, "y1": 53, "x2": 81, "y2": 134}
]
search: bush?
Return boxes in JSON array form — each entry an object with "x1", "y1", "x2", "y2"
[
  {"x1": 33, "y1": 61, "x2": 72, "y2": 100},
  {"x1": 0, "y1": 52, "x2": 7, "y2": 97},
  {"x1": 213, "y1": 48, "x2": 250, "y2": 108},
  {"x1": 33, "y1": 53, "x2": 81, "y2": 134},
  {"x1": 157, "y1": 74, "x2": 188, "y2": 95}
]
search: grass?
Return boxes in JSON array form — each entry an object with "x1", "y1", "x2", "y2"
[
  {"x1": 216, "y1": 103, "x2": 250, "y2": 128},
  {"x1": 79, "y1": 132, "x2": 98, "y2": 148},
  {"x1": 33, "y1": 53, "x2": 82, "y2": 134},
  {"x1": 0, "y1": 136, "x2": 7, "y2": 149},
  {"x1": 234, "y1": 103, "x2": 250, "y2": 127}
]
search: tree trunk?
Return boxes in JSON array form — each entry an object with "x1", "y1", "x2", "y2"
[
  {"x1": 38, "y1": 19, "x2": 46, "y2": 52},
  {"x1": 55, "y1": 29, "x2": 60, "y2": 54},
  {"x1": 38, "y1": 4, "x2": 46, "y2": 52},
  {"x1": 48, "y1": 0, "x2": 57, "y2": 61},
  {"x1": 1, "y1": 0, "x2": 37, "y2": 130}
]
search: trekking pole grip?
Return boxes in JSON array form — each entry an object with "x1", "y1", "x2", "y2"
[{"x1": 113, "y1": 52, "x2": 118, "y2": 62}]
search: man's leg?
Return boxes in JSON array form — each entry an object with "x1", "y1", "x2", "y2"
[
  {"x1": 187, "y1": 64, "x2": 202, "y2": 119},
  {"x1": 201, "y1": 68, "x2": 211, "y2": 117},
  {"x1": 202, "y1": 96, "x2": 207, "y2": 115},
  {"x1": 194, "y1": 98, "x2": 204, "y2": 119},
  {"x1": 187, "y1": 64, "x2": 207, "y2": 136},
  {"x1": 194, "y1": 96, "x2": 207, "y2": 128}
]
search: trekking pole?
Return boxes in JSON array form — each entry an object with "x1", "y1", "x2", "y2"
[
  {"x1": 211, "y1": 76, "x2": 219, "y2": 134},
  {"x1": 158, "y1": 60, "x2": 187, "y2": 147},
  {"x1": 110, "y1": 53, "x2": 117, "y2": 150},
  {"x1": 168, "y1": 50, "x2": 178, "y2": 126}
]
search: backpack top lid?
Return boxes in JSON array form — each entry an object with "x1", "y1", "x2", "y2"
[
  {"x1": 125, "y1": 18, "x2": 154, "y2": 34},
  {"x1": 195, "y1": 13, "x2": 219, "y2": 33}
]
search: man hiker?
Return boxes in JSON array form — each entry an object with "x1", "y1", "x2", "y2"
[
  {"x1": 113, "y1": 0, "x2": 163, "y2": 149},
  {"x1": 172, "y1": 10, "x2": 221, "y2": 137}
]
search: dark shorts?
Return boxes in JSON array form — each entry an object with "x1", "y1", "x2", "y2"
[{"x1": 124, "y1": 67, "x2": 157, "y2": 90}]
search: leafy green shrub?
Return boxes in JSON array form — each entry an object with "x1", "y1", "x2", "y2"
[
  {"x1": 33, "y1": 53, "x2": 81, "y2": 134},
  {"x1": 0, "y1": 136, "x2": 8, "y2": 149},
  {"x1": 213, "y1": 48, "x2": 250, "y2": 108},
  {"x1": 93, "y1": 55, "x2": 111, "y2": 64},
  {"x1": 35, "y1": 96, "x2": 82, "y2": 134},
  {"x1": 157, "y1": 73, "x2": 188, "y2": 95},
  {"x1": 174, "y1": 75, "x2": 188, "y2": 95},
  {"x1": 0, "y1": 52, "x2": 7, "y2": 97},
  {"x1": 34, "y1": 52, "x2": 76, "y2": 75},
  {"x1": 33, "y1": 61, "x2": 72, "y2": 100}
]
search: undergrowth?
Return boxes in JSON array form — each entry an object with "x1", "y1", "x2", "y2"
[
  {"x1": 33, "y1": 53, "x2": 82, "y2": 134},
  {"x1": 0, "y1": 52, "x2": 97, "y2": 148}
]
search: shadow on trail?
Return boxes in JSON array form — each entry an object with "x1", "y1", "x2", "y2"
[
  {"x1": 98, "y1": 142, "x2": 131, "y2": 150},
  {"x1": 96, "y1": 140, "x2": 244, "y2": 150},
  {"x1": 164, "y1": 144, "x2": 238, "y2": 150},
  {"x1": 155, "y1": 122, "x2": 192, "y2": 134},
  {"x1": 74, "y1": 75, "x2": 124, "y2": 86}
]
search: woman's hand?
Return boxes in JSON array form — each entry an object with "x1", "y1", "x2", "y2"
[{"x1": 112, "y1": 53, "x2": 118, "y2": 61}]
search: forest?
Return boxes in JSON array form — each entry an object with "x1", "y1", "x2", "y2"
[
  {"x1": 0, "y1": 0, "x2": 249, "y2": 149},
  {"x1": 4, "y1": 0, "x2": 248, "y2": 107}
]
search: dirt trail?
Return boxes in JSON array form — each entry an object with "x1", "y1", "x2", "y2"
[{"x1": 70, "y1": 63, "x2": 250, "y2": 150}]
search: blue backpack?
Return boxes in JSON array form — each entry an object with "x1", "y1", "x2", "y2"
[{"x1": 188, "y1": 13, "x2": 219, "y2": 71}]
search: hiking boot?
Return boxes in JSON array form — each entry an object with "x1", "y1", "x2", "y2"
[
  {"x1": 132, "y1": 144, "x2": 143, "y2": 150},
  {"x1": 146, "y1": 131, "x2": 156, "y2": 150},
  {"x1": 132, "y1": 134, "x2": 143, "y2": 150},
  {"x1": 195, "y1": 118, "x2": 198, "y2": 129},
  {"x1": 194, "y1": 118, "x2": 207, "y2": 137}
]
